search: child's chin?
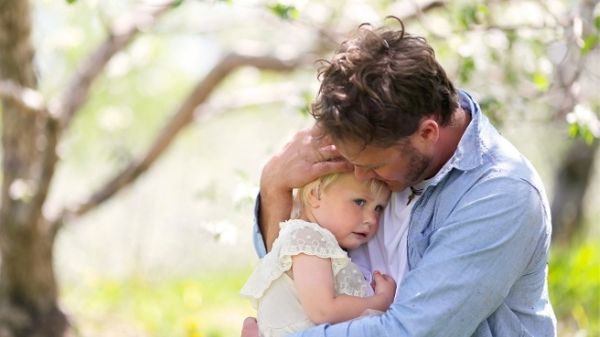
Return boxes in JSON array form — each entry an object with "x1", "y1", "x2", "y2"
[{"x1": 342, "y1": 242, "x2": 362, "y2": 250}]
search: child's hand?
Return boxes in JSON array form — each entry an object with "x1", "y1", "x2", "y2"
[{"x1": 371, "y1": 271, "x2": 396, "y2": 310}]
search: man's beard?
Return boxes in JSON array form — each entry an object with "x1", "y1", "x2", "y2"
[{"x1": 404, "y1": 143, "x2": 432, "y2": 187}]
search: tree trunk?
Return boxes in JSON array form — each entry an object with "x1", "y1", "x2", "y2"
[
  {"x1": 0, "y1": 0, "x2": 68, "y2": 336},
  {"x1": 551, "y1": 140, "x2": 598, "y2": 244},
  {"x1": 0, "y1": 220, "x2": 67, "y2": 337},
  {"x1": 548, "y1": 0, "x2": 599, "y2": 244}
]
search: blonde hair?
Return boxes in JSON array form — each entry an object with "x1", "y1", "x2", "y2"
[{"x1": 291, "y1": 172, "x2": 389, "y2": 219}]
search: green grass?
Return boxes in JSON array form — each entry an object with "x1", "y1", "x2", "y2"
[
  {"x1": 549, "y1": 240, "x2": 600, "y2": 337},
  {"x1": 62, "y1": 269, "x2": 255, "y2": 337},
  {"x1": 62, "y1": 241, "x2": 600, "y2": 337}
]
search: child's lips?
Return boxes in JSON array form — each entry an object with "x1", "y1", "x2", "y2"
[{"x1": 352, "y1": 232, "x2": 368, "y2": 238}]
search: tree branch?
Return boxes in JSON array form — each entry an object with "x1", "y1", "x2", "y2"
[
  {"x1": 37, "y1": 1, "x2": 178, "y2": 235},
  {"x1": 401, "y1": 0, "x2": 448, "y2": 21},
  {"x1": 46, "y1": 1, "x2": 451, "y2": 231},
  {"x1": 50, "y1": 52, "x2": 307, "y2": 231},
  {"x1": 0, "y1": 80, "x2": 48, "y2": 115},
  {"x1": 549, "y1": 1, "x2": 599, "y2": 118},
  {"x1": 52, "y1": 0, "x2": 177, "y2": 131}
]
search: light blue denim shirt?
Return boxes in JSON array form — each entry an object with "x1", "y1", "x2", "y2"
[{"x1": 252, "y1": 91, "x2": 557, "y2": 337}]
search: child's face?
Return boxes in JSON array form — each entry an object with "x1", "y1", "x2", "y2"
[{"x1": 307, "y1": 174, "x2": 391, "y2": 250}]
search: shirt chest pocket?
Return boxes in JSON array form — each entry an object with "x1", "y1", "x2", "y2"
[
  {"x1": 407, "y1": 186, "x2": 456, "y2": 268},
  {"x1": 407, "y1": 207, "x2": 437, "y2": 267}
]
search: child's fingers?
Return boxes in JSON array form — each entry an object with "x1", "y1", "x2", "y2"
[
  {"x1": 373, "y1": 271, "x2": 396, "y2": 289},
  {"x1": 373, "y1": 271, "x2": 389, "y2": 284},
  {"x1": 381, "y1": 273, "x2": 394, "y2": 282},
  {"x1": 373, "y1": 271, "x2": 391, "y2": 281}
]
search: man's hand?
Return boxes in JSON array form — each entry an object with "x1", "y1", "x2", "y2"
[
  {"x1": 259, "y1": 125, "x2": 353, "y2": 251},
  {"x1": 241, "y1": 317, "x2": 259, "y2": 337},
  {"x1": 262, "y1": 125, "x2": 352, "y2": 197}
]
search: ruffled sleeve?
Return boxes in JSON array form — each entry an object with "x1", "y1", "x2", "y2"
[{"x1": 240, "y1": 219, "x2": 351, "y2": 304}]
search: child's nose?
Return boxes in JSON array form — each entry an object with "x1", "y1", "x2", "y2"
[{"x1": 364, "y1": 210, "x2": 378, "y2": 225}]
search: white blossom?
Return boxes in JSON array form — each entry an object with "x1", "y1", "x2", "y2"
[
  {"x1": 9, "y1": 179, "x2": 35, "y2": 201},
  {"x1": 205, "y1": 220, "x2": 238, "y2": 245},
  {"x1": 566, "y1": 105, "x2": 600, "y2": 138}
]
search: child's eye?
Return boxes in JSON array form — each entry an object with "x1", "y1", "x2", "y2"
[
  {"x1": 375, "y1": 205, "x2": 385, "y2": 213},
  {"x1": 353, "y1": 199, "x2": 366, "y2": 206}
]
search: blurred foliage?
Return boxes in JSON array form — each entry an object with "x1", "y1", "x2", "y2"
[
  {"x1": 567, "y1": 104, "x2": 600, "y2": 145},
  {"x1": 37, "y1": 0, "x2": 600, "y2": 168},
  {"x1": 267, "y1": 2, "x2": 299, "y2": 20},
  {"x1": 549, "y1": 240, "x2": 600, "y2": 336}
]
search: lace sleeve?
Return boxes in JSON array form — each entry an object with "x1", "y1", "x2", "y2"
[
  {"x1": 278, "y1": 220, "x2": 350, "y2": 275},
  {"x1": 240, "y1": 220, "x2": 351, "y2": 302}
]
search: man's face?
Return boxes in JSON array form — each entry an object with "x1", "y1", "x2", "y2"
[{"x1": 336, "y1": 139, "x2": 432, "y2": 192}]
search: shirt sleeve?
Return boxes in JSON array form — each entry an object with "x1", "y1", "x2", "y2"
[
  {"x1": 286, "y1": 176, "x2": 549, "y2": 337},
  {"x1": 252, "y1": 192, "x2": 268, "y2": 258}
]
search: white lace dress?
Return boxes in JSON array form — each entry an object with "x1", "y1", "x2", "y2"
[{"x1": 240, "y1": 219, "x2": 370, "y2": 337}]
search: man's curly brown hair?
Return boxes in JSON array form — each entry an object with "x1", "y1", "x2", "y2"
[{"x1": 311, "y1": 17, "x2": 458, "y2": 148}]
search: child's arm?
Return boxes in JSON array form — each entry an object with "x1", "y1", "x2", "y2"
[{"x1": 292, "y1": 253, "x2": 396, "y2": 325}]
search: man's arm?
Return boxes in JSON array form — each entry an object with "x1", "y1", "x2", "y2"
[
  {"x1": 285, "y1": 178, "x2": 551, "y2": 337},
  {"x1": 256, "y1": 126, "x2": 352, "y2": 251},
  {"x1": 258, "y1": 158, "x2": 295, "y2": 252}
]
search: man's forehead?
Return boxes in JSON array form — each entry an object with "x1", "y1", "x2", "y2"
[
  {"x1": 336, "y1": 140, "x2": 389, "y2": 163},
  {"x1": 334, "y1": 140, "x2": 368, "y2": 161}
]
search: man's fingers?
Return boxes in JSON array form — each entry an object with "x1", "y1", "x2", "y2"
[
  {"x1": 309, "y1": 123, "x2": 328, "y2": 140},
  {"x1": 241, "y1": 317, "x2": 259, "y2": 337},
  {"x1": 313, "y1": 159, "x2": 353, "y2": 177},
  {"x1": 317, "y1": 145, "x2": 341, "y2": 161}
]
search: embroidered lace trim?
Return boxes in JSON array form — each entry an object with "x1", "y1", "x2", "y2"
[{"x1": 240, "y1": 219, "x2": 369, "y2": 302}]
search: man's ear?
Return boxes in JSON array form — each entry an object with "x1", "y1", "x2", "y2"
[{"x1": 417, "y1": 118, "x2": 440, "y2": 145}]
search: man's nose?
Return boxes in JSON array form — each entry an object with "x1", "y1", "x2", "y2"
[{"x1": 354, "y1": 166, "x2": 375, "y2": 181}]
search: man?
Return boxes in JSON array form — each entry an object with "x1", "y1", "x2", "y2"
[{"x1": 243, "y1": 18, "x2": 556, "y2": 337}]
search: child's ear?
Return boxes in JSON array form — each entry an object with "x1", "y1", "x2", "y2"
[{"x1": 306, "y1": 186, "x2": 321, "y2": 208}]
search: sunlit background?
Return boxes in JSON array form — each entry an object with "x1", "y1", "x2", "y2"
[{"x1": 6, "y1": 0, "x2": 599, "y2": 336}]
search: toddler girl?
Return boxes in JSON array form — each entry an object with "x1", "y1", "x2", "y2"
[{"x1": 240, "y1": 172, "x2": 396, "y2": 337}]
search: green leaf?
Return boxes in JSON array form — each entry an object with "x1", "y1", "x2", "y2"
[
  {"x1": 65, "y1": 0, "x2": 77, "y2": 4},
  {"x1": 583, "y1": 129, "x2": 595, "y2": 145},
  {"x1": 477, "y1": 4, "x2": 489, "y2": 16},
  {"x1": 267, "y1": 3, "x2": 299, "y2": 20},
  {"x1": 568, "y1": 123, "x2": 580, "y2": 138},
  {"x1": 459, "y1": 5, "x2": 478, "y2": 29},
  {"x1": 171, "y1": 0, "x2": 184, "y2": 8},
  {"x1": 532, "y1": 72, "x2": 550, "y2": 91},
  {"x1": 476, "y1": 4, "x2": 489, "y2": 24},
  {"x1": 581, "y1": 34, "x2": 599, "y2": 55},
  {"x1": 478, "y1": 96, "x2": 504, "y2": 127},
  {"x1": 459, "y1": 56, "x2": 476, "y2": 83},
  {"x1": 595, "y1": 15, "x2": 600, "y2": 31}
]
